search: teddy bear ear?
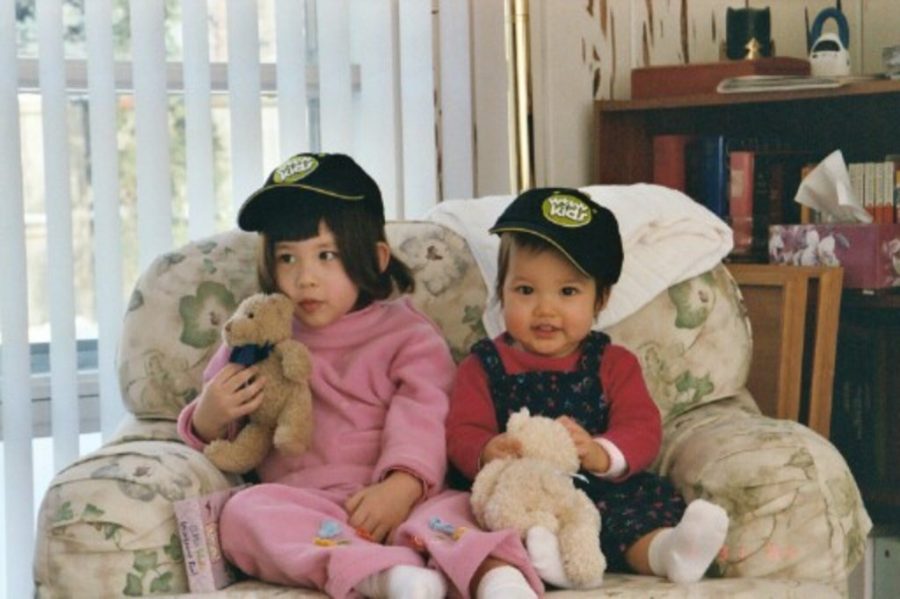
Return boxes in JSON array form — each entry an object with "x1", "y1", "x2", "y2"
[{"x1": 506, "y1": 407, "x2": 530, "y2": 431}]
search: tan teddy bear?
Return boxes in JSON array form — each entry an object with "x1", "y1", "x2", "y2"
[
  {"x1": 204, "y1": 293, "x2": 313, "y2": 474},
  {"x1": 471, "y1": 408, "x2": 606, "y2": 589}
]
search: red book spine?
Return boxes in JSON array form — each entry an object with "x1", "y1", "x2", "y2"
[
  {"x1": 652, "y1": 134, "x2": 694, "y2": 192},
  {"x1": 729, "y1": 150, "x2": 755, "y2": 255}
]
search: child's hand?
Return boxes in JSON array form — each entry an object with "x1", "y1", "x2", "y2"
[
  {"x1": 345, "y1": 470, "x2": 423, "y2": 543},
  {"x1": 557, "y1": 415, "x2": 610, "y2": 474},
  {"x1": 480, "y1": 433, "x2": 523, "y2": 466},
  {"x1": 192, "y1": 364, "x2": 265, "y2": 443}
]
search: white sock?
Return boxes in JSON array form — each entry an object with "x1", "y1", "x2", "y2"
[
  {"x1": 355, "y1": 564, "x2": 447, "y2": 599},
  {"x1": 526, "y1": 526, "x2": 572, "y2": 588},
  {"x1": 476, "y1": 565, "x2": 537, "y2": 599},
  {"x1": 647, "y1": 499, "x2": 729, "y2": 583}
]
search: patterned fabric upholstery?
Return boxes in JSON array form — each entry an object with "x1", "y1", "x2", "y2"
[{"x1": 34, "y1": 222, "x2": 869, "y2": 598}]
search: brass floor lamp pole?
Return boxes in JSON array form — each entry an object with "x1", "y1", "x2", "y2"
[{"x1": 505, "y1": 0, "x2": 533, "y2": 193}]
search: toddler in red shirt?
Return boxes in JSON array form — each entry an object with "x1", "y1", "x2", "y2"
[{"x1": 447, "y1": 187, "x2": 729, "y2": 588}]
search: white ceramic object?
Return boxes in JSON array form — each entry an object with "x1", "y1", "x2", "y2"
[{"x1": 809, "y1": 32, "x2": 851, "y2": 77}]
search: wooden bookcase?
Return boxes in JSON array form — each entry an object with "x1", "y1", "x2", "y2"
[
  {"x1": 592, "y1": 79, "x2": 900, "y2": 185},
  {"x1": 591, "y1": 79, "x2": 900, "y2": 524}
]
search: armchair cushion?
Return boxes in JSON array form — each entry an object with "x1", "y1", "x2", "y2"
[
  {"x1": 118, "y1": 231, "x2": 260, "y2": 421},
  {"x1": 35, "y1": 437, "x2": 234, "y2": 597},
  {"x1": 662, "y1": 395, "x2": 869, "y2": 591},
  {"x1": 605, "y1": 265, "x2": 752, "y2": 423}
]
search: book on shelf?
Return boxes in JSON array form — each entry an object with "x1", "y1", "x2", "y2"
[
  {"x1": 651, "y1": 133, "x2": 816, "y2": 258},
  {"x1": 845, "y1": 159, "x2": 898, "y2": 224},
  {"x1": 729, "y1": 150, "x2": 754, "y2": 255},
  {"x1": 881, "y1": 160, "x2": 897, "y2": 224},
  {"x1": 893, "y1": 157, "x2": 900, "y2": 223},
  {"x1": 865, "y1": 162, "x2": 877, "y2": 220},
  {"x1": 877, "y1": 161, "x2": 893, "y2": 224},
  {"x1": 652, "y1": 134, "x2": 695, "y2": 192},
  {"x1": 685, "y1": 135, "x2": 729, "y2": 219},
  {"x1": 698, "y1": 137, "x2": 812, "y2": 258}
]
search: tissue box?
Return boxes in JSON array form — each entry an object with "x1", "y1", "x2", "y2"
[
  {"x1": 174, "y1": 485, "x2": 248, "y2": 592},
  {"x1": 769, "y1": 224, "x2": 900, "y2": 289}
]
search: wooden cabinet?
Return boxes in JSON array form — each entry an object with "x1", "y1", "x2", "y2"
[
  {"x1": 832, "y1": 291, "x2": 900, "y2": 524},
  {"x1": 591, "y1": 80, "x2": 900, "y2": 524}
]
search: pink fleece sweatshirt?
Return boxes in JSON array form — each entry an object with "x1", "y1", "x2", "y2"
[{"x1": 179, "y1": 296, "x2": 454, "y2": 497}]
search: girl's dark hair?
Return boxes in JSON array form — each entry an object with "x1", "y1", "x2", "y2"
[
  {"x1": 495, "y1": 231, "x2": 610, "y2": 303},
  {"x1": 257, "y1": 201, "x2": 414, "y2": 310}
]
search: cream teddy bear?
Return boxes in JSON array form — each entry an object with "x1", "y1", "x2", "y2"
[
  {"x1": 204, "y1": 293, "x2": 313, "y2": 474},
  {"x1": 471, "y1": 408, "x2": 606, "y2": 588}
]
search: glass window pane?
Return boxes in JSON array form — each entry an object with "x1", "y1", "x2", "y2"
[{"x1": 17, "y1": 90, "x2": 282, "y2": 348}]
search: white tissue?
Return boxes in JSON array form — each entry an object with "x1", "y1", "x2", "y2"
[{"x1": 794, "y1": 150, "x2": 872, "y2": 223}]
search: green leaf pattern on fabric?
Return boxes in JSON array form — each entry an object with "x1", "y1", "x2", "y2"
[
  {"x1": 133, "y1": 550, "x2": 158, "y2": 573},
  {"x1": 127, "y1": 289, "x2": 145, "y2": 312},
  {"x1": 123, "y1": 573, "x2": 143, "y2": 596},
  {"x1": 137, "y1": 349, "x2": 199, "y2": 414},
  {"x1": 673, "y1": 370, "x2": 715, "y2": 412},
  {"x1": 90, "y1": 455, "x2": 194, "y2": 503},
  {"x1": 52, "y1": 501, "x2": 74, "y2": 523},
  {"x1": 121, "y1": 547, "x2": 180, "y2": 595},
  {"x1": 178, "y1": 281, "x2": 237, "y2": 348},
  {"x1": 202, "y1": 257, "x2": 217, "y2": 275},
  {"x1": 668, "y1": 273, "x2": 717, "y2": 329},
  {"x1": 197, "y1": 240, "x2": 218, "y2": 254},
  {"x1": 81, "y1": 503, "x2": 105, "y2": 519},
  {"x1": 165, "y1": 533, "x2": 184, "y2": 562}
]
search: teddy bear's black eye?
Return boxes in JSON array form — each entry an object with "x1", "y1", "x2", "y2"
[{"x1": 247, "y1": 312, "x2": 255, "y2": 319}]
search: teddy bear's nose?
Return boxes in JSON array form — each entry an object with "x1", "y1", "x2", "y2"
[{"x1": 224, "y1": 323, "x2": 231, "y2": 334}]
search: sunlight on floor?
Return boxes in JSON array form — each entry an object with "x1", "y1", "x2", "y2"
[{"x1": 0, "y1": 433, "x2": 102, "y2": 599}]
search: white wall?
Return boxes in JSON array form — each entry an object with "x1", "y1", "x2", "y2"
[{"x1": 526, "y1": 0, "x2": 900, "y2": 187}]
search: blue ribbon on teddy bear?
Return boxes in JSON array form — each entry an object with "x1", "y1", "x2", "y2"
[{"x1": 229, "y1": 343, "x2": 274, "y2": 367}]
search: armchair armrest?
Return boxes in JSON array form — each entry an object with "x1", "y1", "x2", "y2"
[
  {"x1": 657, "y1": 391, "x2": 871, "y2": 590},
  {"x1": 35, "y1": 437, "x2": 237, "y2": 598}
]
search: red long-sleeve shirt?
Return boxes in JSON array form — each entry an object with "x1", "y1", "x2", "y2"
[{"x1": 446, "y1": 335, "x2": 661, "y2": 482}]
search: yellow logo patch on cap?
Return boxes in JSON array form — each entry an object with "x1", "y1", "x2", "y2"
[
  {"x1": 541, "y1": 194, "x2": 592, "y2": 227},
  {"x1": 274, "y1": 155, "x2": 319, "y2": 184}
]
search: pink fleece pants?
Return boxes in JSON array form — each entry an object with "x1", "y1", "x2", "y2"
[{"x1": 219, "y1": 483, "x2": 543, "y2": 598}]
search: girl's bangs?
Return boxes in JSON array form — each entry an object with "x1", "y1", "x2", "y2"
[{"x1": 261, "y1": 199, "x2": 347, "y2": 242}]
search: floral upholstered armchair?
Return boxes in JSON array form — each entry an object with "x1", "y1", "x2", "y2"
[{"x1": 34, "y1": 222, "x2": 870, "y2": 598}]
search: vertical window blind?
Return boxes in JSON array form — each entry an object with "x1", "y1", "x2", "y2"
[{"x1": 0, "y1": 1, "x2": 475, "y2": 597}]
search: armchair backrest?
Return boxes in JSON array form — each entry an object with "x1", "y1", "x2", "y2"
[{"x1": 117, "y1": 222, "x2": 752, "y2": 425}]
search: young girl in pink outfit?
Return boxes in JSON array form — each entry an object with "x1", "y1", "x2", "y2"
[
  {"x1": 447, "y1": 187, "x2": 729, "y2": 589},
  {"x1": 178, "y1": 153, "x2": 541, "y2": 599}
]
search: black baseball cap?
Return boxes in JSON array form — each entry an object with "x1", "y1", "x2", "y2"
[
  {"x1": 237, "y1": 152, "x2": 385, "y2": 232},
  {"x1": 490, "y1": 187, "x2": 623, "y2": 285}
]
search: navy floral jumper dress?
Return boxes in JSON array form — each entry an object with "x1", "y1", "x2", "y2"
[{"x1": 472, "y1": 331, "x2": 686, "y2": 572}]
